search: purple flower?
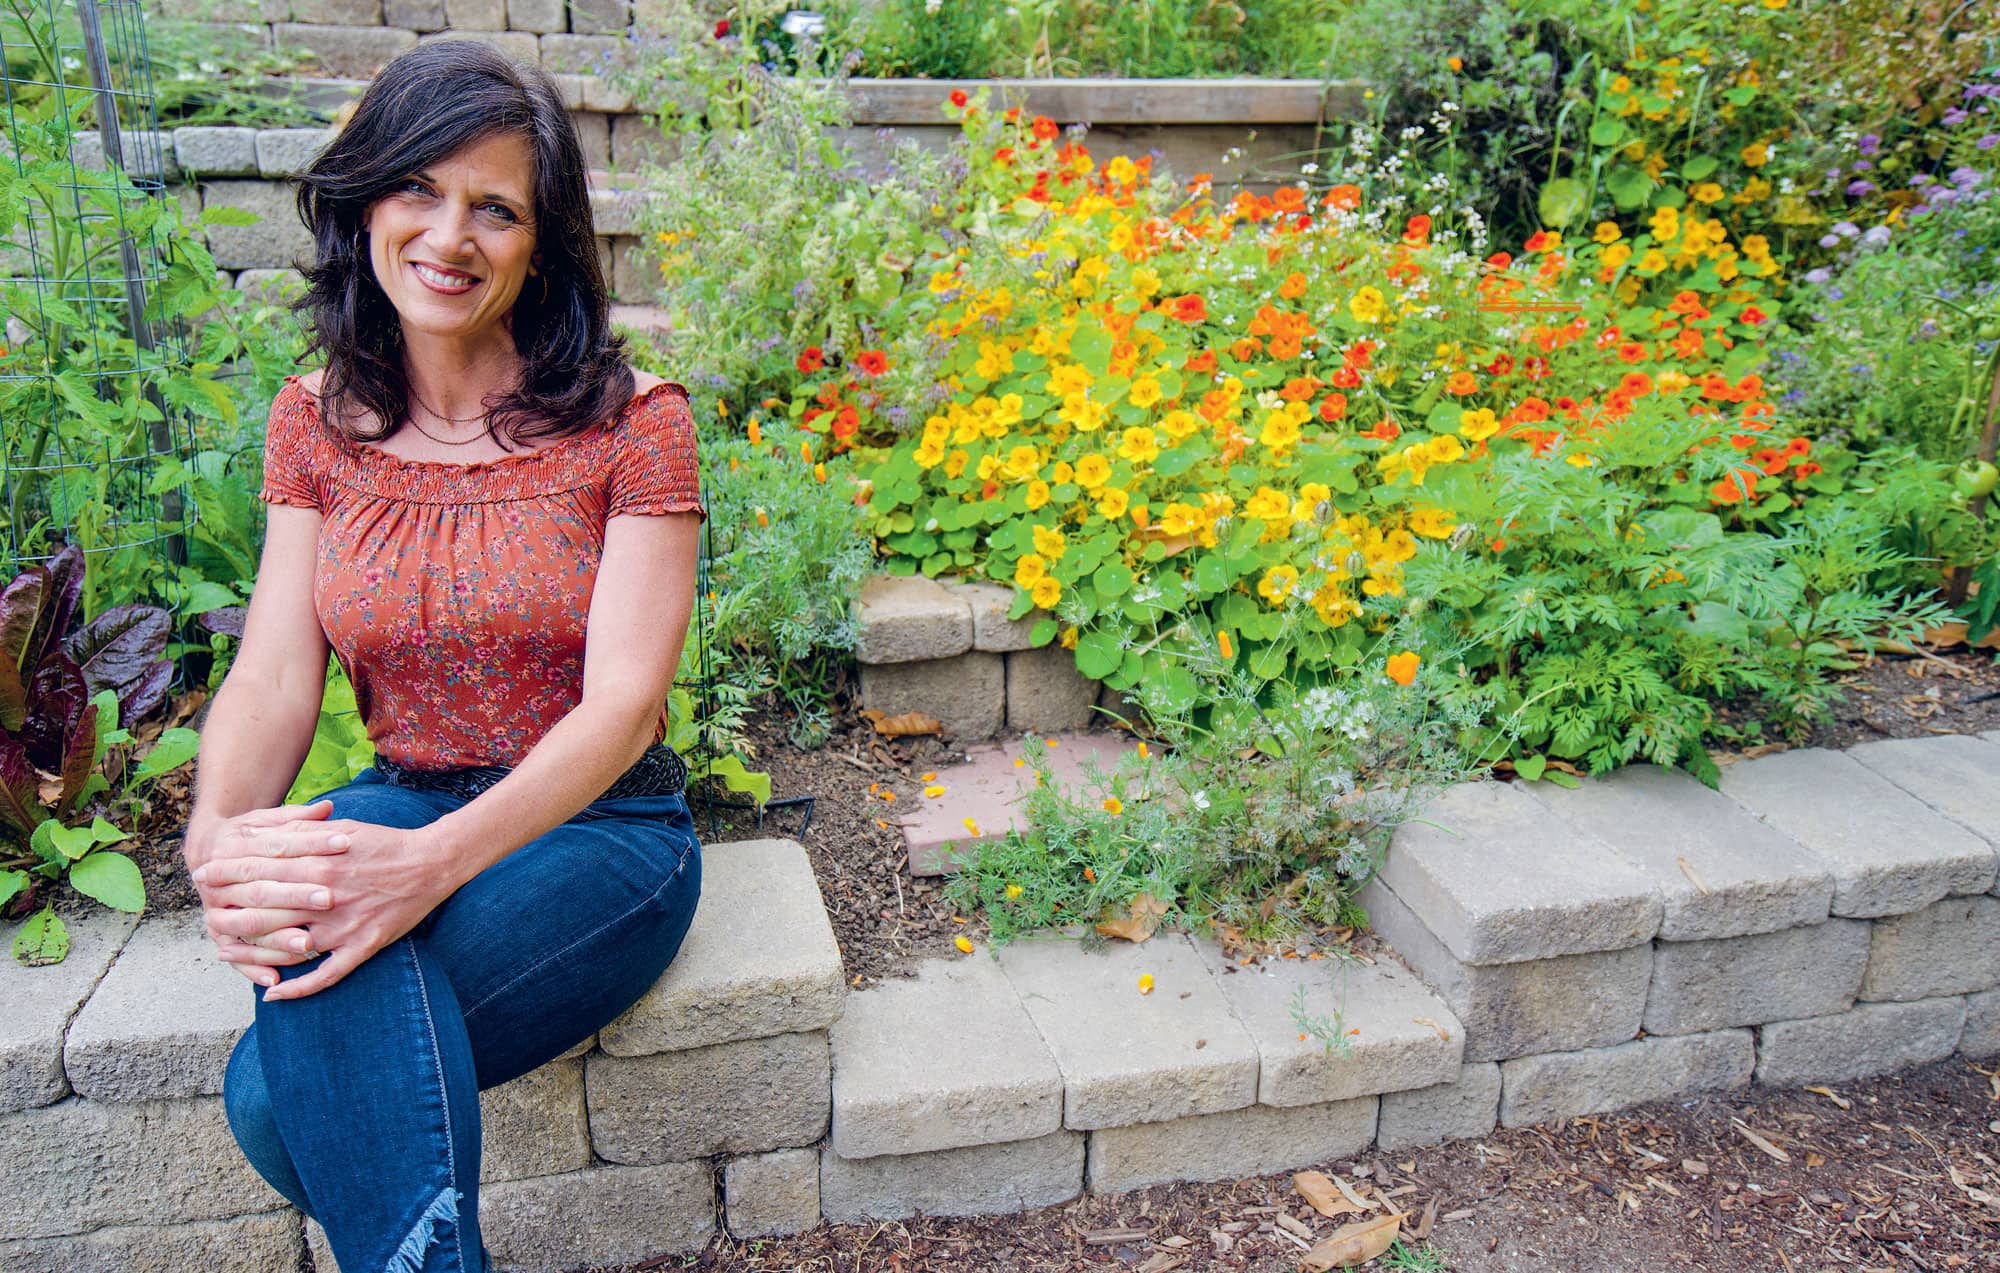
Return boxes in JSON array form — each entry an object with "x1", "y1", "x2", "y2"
[
  {"x1": 1852, "y1": 159, "x2": 1873, "y2": 171},
  {"x1": 1802, "y1": 267, "x2": 1832, "y2": 284},
  {"x1": 1857, "y1": 133, "x2": 1880, "y2": 155},
  {"x1": 1832, "y1": 220, "x2": 1860, "y2": 238},
  {"x1": 1979, "y1": 135, "x2": 1999, "y2": 151},
  {"x1": 1818, "y1": 233, "x2": 1842, "y2": 248},
  {"x1": 1944, "y1": 107, "x2": 1969, "y2": 126},
  {"x1": 1952, "y1": 166, "x2": 1982, "y2": 186},
  {"x1": 1910, "y1": 203, "x2": 1932, "y2": 217},
  {"x1": 1862, "y1": 225, "x2": 1892, "y2": 246},
  {"x1": 1935, "y1": 188, "x2": 1962, "y2": 206},
  {"x1": 1845, "y1": 179, "x2": 1876, "y2": 197}
]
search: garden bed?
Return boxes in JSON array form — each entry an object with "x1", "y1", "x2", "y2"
[{"x1": 71, "y1": 629, "x2": 2000, "y2": 994}]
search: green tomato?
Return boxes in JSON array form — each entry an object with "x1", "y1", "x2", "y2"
[
  {"x1": 1954, "y1": 460, "x2": 2000, "y2": 500},
  {"x1": 1977, "y1": 319, "x2": 2000, "y2": 342}
]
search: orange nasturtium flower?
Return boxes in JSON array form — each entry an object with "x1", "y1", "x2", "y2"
[
  {"x1": 1385, "y1": 651, "x2": 1421, "y2": 686},
  {"x1": 1102, "y1": 797, "x2": 1124, "y2": 815},
  {"x1": 1218, "y1": 630, "x2": 1235, "y2": 660}
]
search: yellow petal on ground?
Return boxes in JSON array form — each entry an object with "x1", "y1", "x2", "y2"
[
  {"x1": 1005, "y1": 884, "x2": 1024, "y2": 900},
  {"x1": 924, "y1": 785, "x2": 946, "y2": 798},
  {"x1": 922, "y1": 771, "x2": 937, "y2": 782},
  {"x1": 963, "y1": 817, "x2": 981, "y2": 836},
  {"x1": 1138, "y1": 974, "x2": 1155, "y2": 995},
  {"x1": 955, "y1": 936, "x2": 974, "y2": 954}
]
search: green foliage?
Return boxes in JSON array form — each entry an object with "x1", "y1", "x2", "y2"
[
  {"x1": 284, "y1": 660, "x2": 375, "y2": 805},
  {"x1": 618, "y1": 37, "x2": 958, "y2": 414},
  {"x1": 825, "y1": 0, "x2": 1341, "y2": 79},
  {"x1": 943, "y1": 616, "x2": 1486, "y2": 943}
]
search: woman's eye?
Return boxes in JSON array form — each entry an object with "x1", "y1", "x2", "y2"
[
  {"x1": 399, "y1": 178, "x2": 429, "y2": 194},
  {"x1": 483, "y1": 204, "x2": 516, "y2": 221}
]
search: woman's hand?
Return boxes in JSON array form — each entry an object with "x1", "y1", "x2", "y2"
[
  {"x1": 188, "y1": 800, "x2": 347, "y2": 989},
  {"x1": 193, "y1": 817, "x2": 456, "y2": 1001}
]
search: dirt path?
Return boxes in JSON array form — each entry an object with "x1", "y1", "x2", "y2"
[{"x1": 608, "y1": 1056, "x2": 2000, "y2": 1273}]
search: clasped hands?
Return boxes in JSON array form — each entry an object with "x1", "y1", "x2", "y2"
[{"x1": 189, "y1": 799, "x2": 451, "y2": 1001}]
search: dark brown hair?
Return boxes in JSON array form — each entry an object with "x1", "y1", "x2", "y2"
[{"x1": 291, "y1": 40, "x2": 632, "y2": 447}]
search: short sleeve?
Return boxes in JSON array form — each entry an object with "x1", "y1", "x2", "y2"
[
  {"x1": 259, "y1": 379, "x2": 324, "y2": 511},
  {"x1": 608, "y1": 381, "x2": 706, "y2": 521}
]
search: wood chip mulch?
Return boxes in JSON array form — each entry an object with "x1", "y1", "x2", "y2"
[{"x1": 591, "y1": 1057, "x2": 2000, "y2": 1273}]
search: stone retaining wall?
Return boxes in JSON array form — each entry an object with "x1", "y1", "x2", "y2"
[
  {"x1": 6, "y1": 733, "x2": 1998, "y2": 1269},
  {"x1": 852, "y1": 573, "x2": 1116, "y2": 740}
]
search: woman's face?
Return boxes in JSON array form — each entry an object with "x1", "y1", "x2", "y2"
[{"x1": 362, "y1": 131, "x2": 539, "y2": 348}]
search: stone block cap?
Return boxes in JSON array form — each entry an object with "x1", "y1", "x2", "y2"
[
  {"x1": 596, "y1": 838, "x2": 845, "y2": 1055},
  {"x1": 854, "y1": 574, "x2": 974, "y2": 665}
]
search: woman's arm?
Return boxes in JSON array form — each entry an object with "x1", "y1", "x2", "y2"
[{"x1": 184, "y1": 502, "x2": 336, "y2": 872}]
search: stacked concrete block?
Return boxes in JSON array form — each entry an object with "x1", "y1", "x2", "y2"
[
  {"x1": 853, "y1": 573, "x2": 1096, "y2": 739},
  {"x1": 1357, "y1": 780, "x2": 1662, "y2": 1063},
  {"x1": 0, "y1": 837, "x2": 841, "y2": 1270}
]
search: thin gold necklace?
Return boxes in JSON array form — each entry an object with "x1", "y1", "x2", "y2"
[{"x1": 405, "y1": 389, "x2": 489, "y2": 446}]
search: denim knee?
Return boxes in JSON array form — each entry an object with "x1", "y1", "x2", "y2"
[{"x1": 222, "y1": 1026, "x2": 310, "y2": 1215}]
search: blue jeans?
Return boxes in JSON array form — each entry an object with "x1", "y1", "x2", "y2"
[{"x1": 220, "y1": 769, "x2": 703, "y2": 1273}]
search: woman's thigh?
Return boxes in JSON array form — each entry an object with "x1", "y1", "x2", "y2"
[{"x1": 422, "y1": 792, "x2": 703, "y2": 1089}]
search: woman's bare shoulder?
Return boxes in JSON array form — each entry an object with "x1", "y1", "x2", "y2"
[
  {"x1": 629, "y1": 370, "x2": 666, "y2": 401},
  {"x1": 299, "y1": 368, "x2": 327, "y2": 395}
]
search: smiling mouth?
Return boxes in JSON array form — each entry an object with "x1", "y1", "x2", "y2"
[{"x1": 410, "y1": 262, "x2": 479, "y2": 291}]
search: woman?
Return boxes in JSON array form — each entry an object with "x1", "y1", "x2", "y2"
[{"x1": 186, "y1": 41, "x2": 704, "y2": 1273}]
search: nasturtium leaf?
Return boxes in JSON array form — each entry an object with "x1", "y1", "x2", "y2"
[
  {"x1": 70, "y1": 850, "x2": 145, "y2": 912},
  {"x1": 1537, "y1": 177, "x2": 1588, "y2": 228},
  {"x1": 1075, "y1": 629, "x2": 1124, "y2": 679},
  {"x1": 1029, "y1": 618, "x2": 1058, "y2": 647},
  {"x1": 1682, "y1": 155, "x2": 1718, "y2": 181},
  {"x1": 1588, "y1": 118, "x2": 1627, "y2": 148},
  {"x1": 1070, "y1": 325, "x2": 1113, "y2": 377},
  {"x1": 1092, "y1": 562, "x2": 1134, "y2": 599},
  {"x1": 1514, "y1": 754, "x2": 1548, "y2": 781}
]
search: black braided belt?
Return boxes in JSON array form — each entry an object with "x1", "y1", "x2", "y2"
[{"x1": 373, "y1": 742, "x2": 689, "y2": 803}]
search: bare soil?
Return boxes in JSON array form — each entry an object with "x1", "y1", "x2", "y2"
[{"x1": 591, "y1": 1056, "x2": 2000, "y2": 1273}]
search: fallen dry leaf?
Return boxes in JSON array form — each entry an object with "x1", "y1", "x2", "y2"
[
  {"x1": 1805, "y1": 1085, "x2": 1852, "y2": 1110},
  {"x1": 1293, "y1": 1171, "x2": 1367, "y2": 1220},
  {"x1": 859, "y1": 708, "x2": 944, "y2": 737},
  {"x1": 1412, "y1": 1017, "x2": 1451, "y2": 1043},
  {"x1": 1732, "y1": 1119, "x2": 1791, "y2": 1164},
  {"x1": 1096, "y1": 892, "x2": 1171, "y2": 943},
  {"x1": 1300, "y1": 1212, "x2": 1402, "y2": 1271}
]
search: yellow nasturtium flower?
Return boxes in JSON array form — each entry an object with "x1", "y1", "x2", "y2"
[
  {"x1": 1014, "y1": 553, "x2": 1049, "y2": 587},
  {"x1": 1075, "y1": 453, "x2": 1113, "y2": 489},
  {"x1": 1031, "y1": 575, "x2": 1062, "y2": 608},
  {"x1": 1097, "y1": 488, "x2": 1130, "y2": 520}
]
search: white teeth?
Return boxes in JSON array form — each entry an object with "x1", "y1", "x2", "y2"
[{"x1": 413, "y1": 263, "x2": 476, "y2": 288}]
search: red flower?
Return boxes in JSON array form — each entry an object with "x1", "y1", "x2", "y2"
[
  {"x1": 1184, "y1": 349, "x2": 1218, "y2": 373},
  {"x1": 1032, "y1": 115, "x2": 1059, "y2": 141},
  {"x1": 1739, "y1": 306, "x2": 1767, "y2": 326},
  {"x1": 1170, "y1": 294, "x2": 1208, "y2": 324},
  {"x1": 796, "y1": 346, "x2": 824, "y2": 374},
  {"x1": 949, "y1": 89, "x2": 969, "y2": 108},
  {"x1": 713, "y1": 17, "x2": 729, "y2": 37},
  {"x1": 855, "y1": 349, "x2": 889, "y2": 376},
  {"x1": 1402, "y1": 214, "x2": 1432, "y2": 244},
  {"x1": 1318, "y1": 393, "x2": 1348, "y2": 422}
]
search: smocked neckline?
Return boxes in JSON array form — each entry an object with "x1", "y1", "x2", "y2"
[{"x1": 285, "y1": 374, "x2": 677, "y2": 475}]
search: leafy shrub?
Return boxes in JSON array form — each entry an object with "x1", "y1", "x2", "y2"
[{"x1": 0, "y1": 547, "x2": 198, "y2": 964}]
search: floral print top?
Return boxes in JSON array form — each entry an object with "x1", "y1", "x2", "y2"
[{"x1": 259, "y1": 373, "x2": 705, "y2": 770}]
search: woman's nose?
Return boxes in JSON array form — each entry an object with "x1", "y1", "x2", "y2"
[{"x1": 420, "y1": 202, "x2": 477, "y2": 253}]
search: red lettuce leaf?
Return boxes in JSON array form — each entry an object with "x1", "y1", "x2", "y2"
[
  {"x1": 21, "y1": 654, "x2": 88, "y2": 773},
  {"x1": 0, "y1": 732, "x2": 42, "y2": 841},
  {"x1": 0, "y1": 568, "x2": 47, "y2": 732},
  {"x1": 61, "y1": 603, "x2": 172, "y2": 721},
  {"x1": 54, "y1": 699, "x2": 99, "y2": 819}
]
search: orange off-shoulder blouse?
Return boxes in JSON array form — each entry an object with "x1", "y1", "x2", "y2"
[{"x1": 258, "y1": 373, "x2": 706, "y2": 771}]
